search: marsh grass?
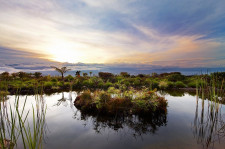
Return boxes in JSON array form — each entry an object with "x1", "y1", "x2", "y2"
[
  {"x1": 193, "y1": 73, "x2": 225, "y2": 148},
  {"x1": 0, "y1": 84, "x2": 47, "y2": 149}
]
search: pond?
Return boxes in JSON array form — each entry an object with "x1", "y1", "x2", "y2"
[{"x1": 1, "y1": 91, "x2": 225, "y2": 149}]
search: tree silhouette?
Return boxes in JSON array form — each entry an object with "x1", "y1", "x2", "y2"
[
  {"x1": 75, "y1": 71, "x2": 81, "y2": 77},
  {"x1": 51, "y1": 66, "x2": 71, "y2": 80}
]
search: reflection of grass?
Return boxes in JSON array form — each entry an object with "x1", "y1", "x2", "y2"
[
  {"x1": 193, "y1": 74, "x2": 225, "y2": 148},
  {"x1": 0, "y1": 88, "x2": 47, "y2": 149}
]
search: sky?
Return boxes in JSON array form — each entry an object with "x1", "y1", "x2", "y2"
[{"x1": 0, "y1": 0, "x2": 225, "y2": 73}]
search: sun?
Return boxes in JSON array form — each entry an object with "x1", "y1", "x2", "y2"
[{"x1": 45, "y1": 40, "x2": 84, "y2": 63}]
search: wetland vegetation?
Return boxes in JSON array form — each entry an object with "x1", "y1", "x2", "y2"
[{"x1": 0, "y1": 69, "x2": 225, "y2": 149}]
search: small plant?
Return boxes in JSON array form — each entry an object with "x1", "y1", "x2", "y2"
[
  {"x1": 175, "y1": 81, "x2": 186, "y2": 88},
  {"x1": 159, "y1": 81, "x2": 168, "y2": 89}
]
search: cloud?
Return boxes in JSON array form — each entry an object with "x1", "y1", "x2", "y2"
[{"x1": 0, "y1": 0, "x2": 224, "y2": 68}]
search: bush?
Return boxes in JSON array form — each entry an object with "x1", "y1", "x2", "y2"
[
  {"x1": 120, "y1": 72, "x2": 130, "y2": 77},
  {"x1": 104, "y1": 82, "x2": 113, "y2": 89},
  {"x1": 44, "y1": 82, "x2": 53, "y2": 89},
  {"x1": 167, "y1": 81, "x2": 175, "y2": 88},
  {"x1": 134, "y1": 78, "x2": 141, "y2": 86},
  {"x1": 65, "y1": 75, "x2": 74, "y2": 82},
  {"x1": 75, "y1": 88, "x2": 168, "y2": 116},
  {"x1": 159, "y1": 81, "x2": 168, "y2": 89},
  {"x1": 175, "y1": 81, "x2": 186, "y2": 88},
  {"x1": 75, "y1": 90, "x2": 93, "y2": 110},
  {"x1": 168, "y1": 74, "x2": 185, "y2": 82},
  {"x1": 51, "y1": 78, "x2": 58, "y2": 82},
  {"x1": 151, "y1": 80, "x2": 159, "y2": 89},
  {"x1": 187, "y1": 81, "x2": 197, "y2": 88},
  {"x1": 95, "y1": 91, "x2": 111, "y2": 109},
  {"x1": 99, "y1": 72, "x2": 113, "y2": 80}
]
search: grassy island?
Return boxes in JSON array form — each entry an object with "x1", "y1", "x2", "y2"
[{"x1": 74, "y1": 87, "x2": 167, "y2": 116}]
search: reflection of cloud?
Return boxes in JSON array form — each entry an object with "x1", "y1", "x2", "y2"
[{"x1": 0, "y1": 0, "x2": 225, "y2": 67}]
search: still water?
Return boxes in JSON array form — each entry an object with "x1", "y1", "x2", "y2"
[{"x1": 3, "y1": 92, "x2": 225, "y2": 149}]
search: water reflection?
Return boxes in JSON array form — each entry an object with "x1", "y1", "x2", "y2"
[
  {"x1": 54, "y1": 92, "x2": 74, "y2": 109},
  {"x1": 0, "y1": 94, "x2": 48, "y2": 148},
  {"x1": 160, "y1": 89, "x2": 196, "y2": 97},
  {"x1": 193, "y1": 97, "x2": 225, "y2": 148},
  {"x1": 74, "y1": 109, "x2": 167, "y2": 138}
]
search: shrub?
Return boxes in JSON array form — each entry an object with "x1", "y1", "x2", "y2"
[
  {"x1": 64, "y1": 75, "x2": 74, "y2": 82},
  {"x1": 107, "y1": 87, "x2": 120, "y2": 94},
  {"x1": 95, "y1": 91, "x2": 111, "y2": 109},
  {"x1": 63, "y1": 82, "x2": 71, "y2": 88},
  {"x1": 33, "y1": 72, "x2": 42, "y2": 79},
  {"x1": 168, "y1": 74, "x2": 185, "y2": 82},
  {"x1": 106, "y1": 97, "x2": 132, "y2": 114},
  {"x1": 44, "y1": 82, "x2": 53, "y2": 89},
  {"x1": 175, "y1": 81, "x2": 186, "y2": 88},
  {"x1": 98, "y1": 72, "x2": 113, "y2": 80},
  {"x1": 134, "y1": 78, "x2": 141, "y2": 86},
  {"x1": 151, "y1": 80, "x2": 159, "y2": 89},
  {"x1": 0, "y1": 72, "x2": 10, "y2": 81},
  {"x1": 0, "y1": 91, "x2": 10, "y2": 96},
  {"x1": 120, "y1": 72, "x2": 130, "y2": 77},
  {"x1": 75, "y1": 90, "x2": 93, "y2": 110},
  {"x1": 159, "y1": 81, "x2": 168, "y2": 89},
  {"x1": 187, "y1": 81, "x2": 197, "y2": 88},
  {"x1": 51, "y1": 78, "x2": 58, "y2": 82},
  {"x1": 82, "y1": 80, "x2": 91, "y2": 87},
  {"x1": 75, "y1": 88, "x2": 168, "y2": 116},
  {"x1": 104, "y1": 82, "x2": 113, "y2": 89}
]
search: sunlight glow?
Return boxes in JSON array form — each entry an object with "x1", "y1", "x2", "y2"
[{"x1": 46, "y1": 39, "x2": 85, "y2": 63}]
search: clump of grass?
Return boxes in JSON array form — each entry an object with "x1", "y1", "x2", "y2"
[
  {"x1": 74, "y1": 87, "x2": 167, "y2": 116},
  {"x1": 159, "y1": 81, "x2": 168, "y2": 89},
  {"x1": 193, "y1": 73, "x2": 225, "y2": 148},
  {"x1": 175, "y1": 81, "x2": 186, "y2": 88},
  {"x1": 0, "y1": 91, "x2": 10, "y2": 97},
  {"x1": 0, "y1": 86, "x2": 47, "y2": 149}
]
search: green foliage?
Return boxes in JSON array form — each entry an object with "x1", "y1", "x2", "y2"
[
  {"x1": 44, "y1": 82, "x2": 53, "y2": 89},
  {"x1": 95, "y1": 91, "x2": 111, "y2": 109},
  {"x1": 83, "y1": 73, "x2": 88, "y2": 77},
  {"x1": 75, "y1": 88, "x2": 168, "y2": 115},
  {"x1": 64, "y1": 75, "x2": 74, "y2": 81},
  {"x1": 104, "y1": 81, "x2": 113, "y2": 89},
  {"x1": 120, "y1": 72, "x2": 130, "y2": 77},
  {"x1": 2, "y1": 71, "x2": 225, "y2": 95},
  {"x1": 33, "y1": 72, "x2": 42, "y2": 79},
  {"x1": 159, "y1": 81, "x2": 168, "y2": 89},
  {"x1": 134, "y1": 78, "x2": 141, "y2": 86},
  {"x1": 98, "y1": 72, "x2": 113, "y2": 80},
  {"x1": 187, "y1": 81, "x2": 197, "y2": 88},
  {"x1": 167, "y1": 81, "x2": 175, "y2": 88},
  {"x1": 51, "y1": 78, "x2": 58, "y2": 82},
  {"x1": 168, "y1": 73, "x2": 185, "y2": 82},
  {"x1": 175, "y1": 81, "x2": 186, "y2": 88}
]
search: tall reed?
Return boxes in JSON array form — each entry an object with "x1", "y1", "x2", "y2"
[{"x1": 0, "y1": 83, "x2": 47, "y2": 149}]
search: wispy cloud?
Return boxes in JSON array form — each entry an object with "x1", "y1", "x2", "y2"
[{"x1": 0, "y1": 0, "x2": 225, "y2": 68}]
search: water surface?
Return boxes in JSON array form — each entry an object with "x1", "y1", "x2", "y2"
[{"x1": 4, "y1": 92, "x2": 225, "y2": 149}]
